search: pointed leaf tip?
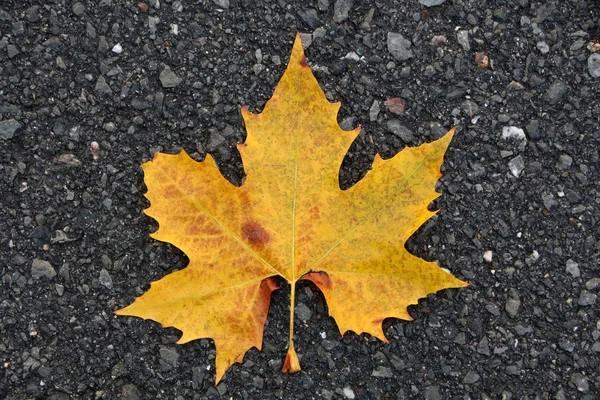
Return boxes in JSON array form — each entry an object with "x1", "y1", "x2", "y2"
[{"x1": 291, "y1": 33, "x2": 308, "y2": 67}]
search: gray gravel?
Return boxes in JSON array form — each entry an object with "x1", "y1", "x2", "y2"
[
  {"x1": 387, "y1": 32, "x2": 413, "y2": 61},
  {"x1": 0, "y1": 119, "x2": 22, "y2": 140},
  {"x1": 1, "y1": 0, "x2": 599, "y2": 399}
]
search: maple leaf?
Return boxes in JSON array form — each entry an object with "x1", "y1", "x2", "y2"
[{"x1": 116, "y1": 33, "x2": 468, "y2": 383}]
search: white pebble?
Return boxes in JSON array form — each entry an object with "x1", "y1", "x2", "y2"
[
  {"x1": 111, "y1": 43, "x2": 122, "y2": 54},
  {"x1": 536, "y1": 41, "x2": 550, "y2": 54},
  {"x1": 530, "y1": 250, "x2": 539, "y2": 261},
  {"x1": 508, "y1": 155, "x2": 525, "y2": 178},
  {"x1": 502, "y1": 126, "x2": 527, "y2": 143},
  {"x1": 343, "y1": 51, "x2": 361, "y2": 61},
  {"x1": 170, "y1": 24, "x2": 179, "y2": 35},
  {"x1": 89, "y1": 141, "x2": 101, "y2": 160},
  {"x1": 483, "y1": 250, "x2": 493, "y2": 263},
  {"x1": 343, "y1": 387, "x2": 355, "y2": 399},
  {"x1": 566, "y1": 259, "x2": 580, "y2": 277}
]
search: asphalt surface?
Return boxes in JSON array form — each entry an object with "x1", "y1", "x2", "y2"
[{"x1": 1, "y1": 0, "x2": 599, "y2": 399}]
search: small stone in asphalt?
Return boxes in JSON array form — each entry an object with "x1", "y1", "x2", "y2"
[
  {"x1": 98, "y1": 36, "x2": 109, "y2": 53},
  {"x1": 463, "y1": 370, "x2": 480, "y2": 384},
  {"x1": 477, "y1": 336, "x2": 490, "y2": 355},
  {"x1": 121, "y1": 384, "x2": 141, "y2": 400},
  {"x1": 99, "y1": 268, "x2": 113, "y2": 289},
  {"x1": 508, "y1": 155, "x2": 524, "y2": 178},
  {"x1": 559, "y1": 339, "x2": 575, "y2": 352},
  {"x1": 371, "y1": 366, "x2": 394, "y2": 378},
  {"x1": 457, "y1": 30, "x2": 470, "y2": 51},
  {"x1": 95, "y1": 76, "x2": 113, "y2": 95},
  {"x1": 384, "y1": 97, "x2": 405, "y2": 115},
  {"x1": 585, "y1": 278, "x2": 599, "y2": 290},
  {"x1": 570, "y1": 372, "x2": 589, "y2": 392},
  {"x1": 505, "y1": 292, "x2": 520, "y2": 318},
  {"x1": 103, "y1": 121, "x2": 117, "y2": 132},
  {"x1": 320, "y1": 389, "x2": 333, "y2": 400},
  {"x1": 42, "y1": 37, "x2": 61, "y2": 49},
  {"x1": 419, "y1": 0, "x2": 446, "y2": 6},
  {"x1": 86, "y1": 22, "x2": 96, "y2": 38},
  {"x1": 0, "y1": 8, "x2": 12, "y2": 22},
  {"x1": 0, "y1": 119, "x2": 23, "y2": 140},
  {"x1": 160, "y1": 66, "x2": 183, "y2": 88},
  {"x1": 295, "y1": 302, "x2": 312, "y2": 322},
  {"x1": 342, "y1": 387, "x2": 355, "y2": 399},
  {"x1": 31, "y1": 259, "x2": 57, "y2": 280},
  {"x1": 430, "y1": 35, "x2": 447, "y2": 46},
  {"x1": 56, "y1": 153, "x2": 82, "y2": 167},
  {"x1": 25, "y1": 6, "x2": 40, "y2": 22},
  {"x1": 12, "y1": 21, "x2": 25, "y2": 35},
  {"x1": 461, "y1": 100, "x2": 478, "y2": 117},
  {"x1": 212, "y1": 0, "x2": 230, "y2": 9},
  {"x1": 387, "y1": 119, "x2": 415, "y2": 142},
  {"x1": 207, "y1": 131, "x2": 225, "y2": 151},
  {"x1": 578, "y1": 291, "x2": 597, "y2": 306},
  {"x1": 148, "y1": 16, "x2": 160, "y2": 35},
  {"x1": 502, "y1": 126, "x2": 526, "y2": 143},
  {"x1": 72, "y1": 2, "x2": 86, "y2": 15},
  {"x1": 424, "y1": 386, "x2": 441, "y2": 400},
  {"x1": 333, "y1": 0, "x2": 352, "y2": 23},
  {"x1": 369, "y1": 100, "x2": 380, "y2": 121},
  {"x1": 159, "y1": 346, "x2": 180, "y2": 371},
  {"x1": 525, "y1": 119, "x2": 540, "y2": 139},
  {"x1": 7, "y1": 44, "x2": 19, "y2": 58},
  {"x1": 534, "y1": 1, "x2": 555, "y2": 23},
  {"x1": 541, "y1": 192, "x2": 556, "y2": 210},
  {"x1": 556, "y1": 154, "x2": 573, "y2": 170},
  {"x1": 297, "y1": 9, "x2": 320, "y2": 29},
  {"x1": 588, "y1": 53, "x2": 600, "y2": 78},
  {"x1": 514, "y1": 324, "x2": 533, "y2": 336},
  {"x1": 565, "y1": 259, "x2": 580, "y2": 277},
  {"x1": 536, "y1": 41, "x2": 550, "y2": 54},
  {"x1": 216, "y1": 383, "x2": 227, "y2": 396},
  {"x1": 483, "y1": 250, "x2": 493, "y2": 263},
  {"x1": 387, "y1": 32, "x2": 413, "y2": 61},
  {"x1": 299, "y1": 33, "x2": 312, "y2": 49},
  {"x1": 544, "y1": 80, "x2": 567, "y2": 105}
]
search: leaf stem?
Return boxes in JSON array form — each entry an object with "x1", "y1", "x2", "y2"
[
  {"x1": 289, "y1": 280, "x2": 296, "y2": 345},
  {"x1": 282, "y1": 280, "x2": 301, "y2": 373}
]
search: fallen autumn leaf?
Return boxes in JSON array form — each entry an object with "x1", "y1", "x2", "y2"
[{"x1": 116, "y1": 33, "x2": 468, "y2": 383}]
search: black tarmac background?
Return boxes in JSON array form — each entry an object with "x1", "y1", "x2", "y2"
[{"x1": 1, "y1": 0, "x2": 599, "y2": 398}]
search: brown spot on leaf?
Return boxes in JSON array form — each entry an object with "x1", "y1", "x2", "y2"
[
  {"x1": 299, "y1": 55, "x2": 308, "y2": 67},
  {"x1": 309, "y1": 205, "x2": 320, "y2": 219},
  {"x1": 242, "y1": 221, "x2": 270, "y2": 247},
  {"x1": 302, "y1": 271, "x2": 332, "y2": 291},
  {"x1": 163, "y1": 184, "x2": 180, "y2": 199}
]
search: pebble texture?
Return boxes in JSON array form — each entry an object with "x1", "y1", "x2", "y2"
[
  {"x1": 387, "y1": 32, "x2": 413, "y2": 61},
  {"x1": 0, "y1": 0, "x2": 599, "y2": 399}
]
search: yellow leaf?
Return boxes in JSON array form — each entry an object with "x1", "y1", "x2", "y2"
[{"x1": 116, "y1": 33, "x2": 468, "y2": 383}]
